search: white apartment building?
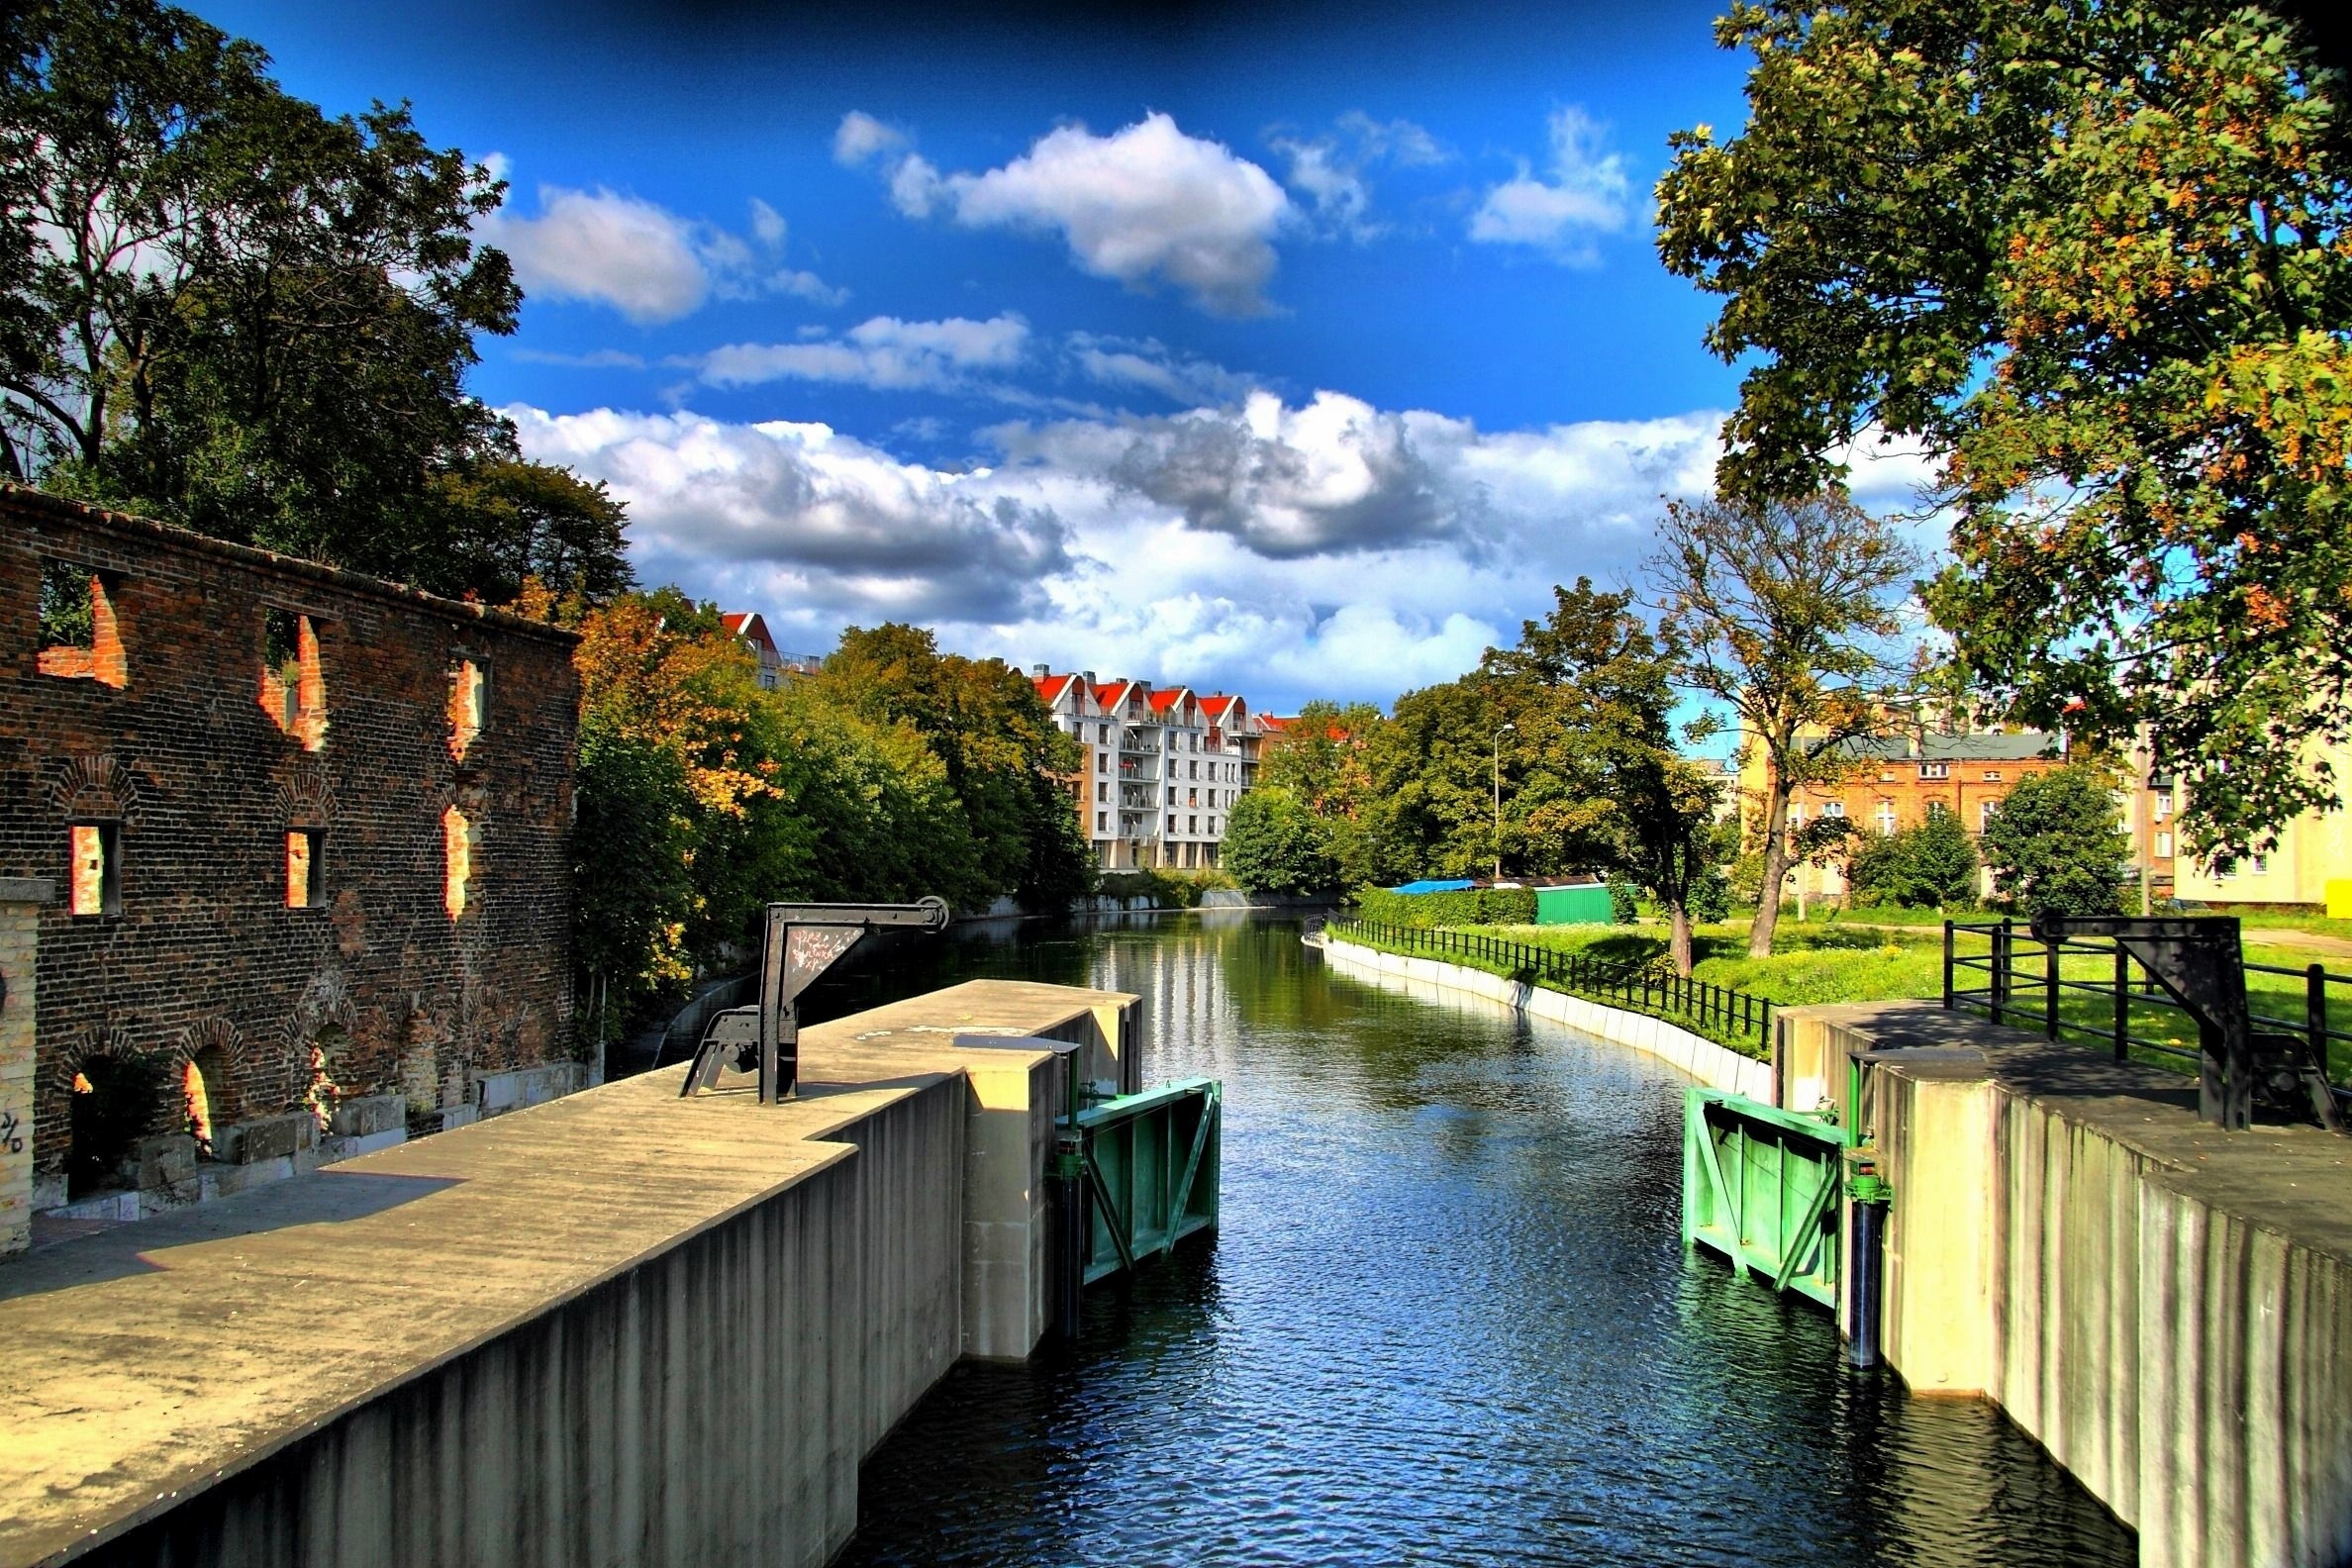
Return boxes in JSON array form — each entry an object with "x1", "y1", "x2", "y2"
[{"x1": 1031, "y1": 668, "x2": 1269, "y2": 870}]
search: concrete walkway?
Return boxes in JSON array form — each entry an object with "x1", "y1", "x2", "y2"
[{"x1": 0, "y1": 979, "x2": 1134, "y2": 1568}]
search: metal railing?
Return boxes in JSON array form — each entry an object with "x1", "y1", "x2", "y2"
[
  {"x1": 648, "y1": 970, "x2": 758, "y2": 1071},
  {"x1": 1330, "y1": 918, "x2": 1772, "y2": 1056},
  {"x1": 1942, "y1": 919, "x2": 2350, "y2": 1112}
]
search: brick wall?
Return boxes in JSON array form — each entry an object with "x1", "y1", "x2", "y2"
[
  {"x1": 0, "y1": 882, "x2": 49, "y2": 1250},
  {"x1": 0, "y1": 487, "x2": 580, "y2": 1191}
]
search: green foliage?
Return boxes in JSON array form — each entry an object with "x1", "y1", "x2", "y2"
[
  {"x1": 0, "y1": 0, "x2": 631, "y2": 604},
  {"x1": 36, "y1": 561, "x2": 91, "y2": 647},
  {"x1": 1657, "y1": 0, "x2": 2351, "y2": 857},
  {"x1": 1606, "y1": 876, "x2": 1639, "y2": 924},
  {"x1": 1353, "y1": 885, "x2": 1536, "y2": 929},
  {"x1": 1849, "y1": 810, "x2": 1980, "y2": 911},
  {"x1": 1097, "y1": 867, "x2": 1236, "y2": 908},
  {"x1": 1642, "y1": 494, "x2": 1919, "y2": 958},
  {"x1": 1224, "y1": 786, "x2": 1341, "y2": 897},
  {"x1": 570, "y1": 717, "x2": 696, "y2": 1039},
  {"x1": 1979, "y1": 765, "x2": 2132, "y2": 918},
  {"x1": 1687, "y1": 869, "x2": 1732, "y2": 926}
]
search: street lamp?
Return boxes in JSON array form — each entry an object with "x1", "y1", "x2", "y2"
[{"x1": 1493, "y1": 722, "x2": 1516, "y2": 881}]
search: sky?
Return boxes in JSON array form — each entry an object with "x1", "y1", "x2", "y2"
[{"x1": 201, "y1": 0, "x2": 1928, "y2": 713}]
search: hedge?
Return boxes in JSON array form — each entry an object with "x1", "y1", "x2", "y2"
[{"x1": 1352, "y1": 885, "x2": 1538, "y2": 928}]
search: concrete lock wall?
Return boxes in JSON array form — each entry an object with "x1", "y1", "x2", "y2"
[
  {"x1": 1793, "y1": 1001, "x2": 2352, "y2": 1568},
  {"x1": 1321, "y1": 936, "x2": 1773, "y2": 1100},
  {"x1": 0, "y1": 978, "x2": 1138, "y2": 1568}
]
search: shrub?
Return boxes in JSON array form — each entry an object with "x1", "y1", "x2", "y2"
[
  {"x1": 1224, "y1": 787, "x2": 1342, "y2": 896},
  {"x1": 1980, "y1": 764, "x2": 2131, "y2": 918},
  {"x1": 1606, "y1": 876, "x2": 1640, "y2": 924},
  {"x1": 1850, "y1": 810, "x2": 1980, "y2": 910},
  {"x1": 1353, "y1": 885, "x2": 1539, "y2": 928},
  {"x1": 1687, "y1": 869, "x2": 1732, "y2": 925}
]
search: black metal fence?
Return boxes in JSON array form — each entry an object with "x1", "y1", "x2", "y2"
[
  {"x1": 1330, "y1": 918, "x2": 1773, "y2": 1056},
  {"x1": 1943, "y1": 919, "x2": 2350, "y2": 1112}
]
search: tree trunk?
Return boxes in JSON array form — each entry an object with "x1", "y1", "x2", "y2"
[
  {"x1": 1750, "y1": 772, "x2": 1793, "y2": 958},
  {"x1": 1668, "y1": 899, "x2": 1695, "y2": 977}
]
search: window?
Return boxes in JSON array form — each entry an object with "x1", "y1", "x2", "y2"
[
  {"x1": 442, "y1": 806, "x2": 476, "y2": 919},
  {"x1": 1875, "y1": 801, "x2": 1898, "y2": 837},
  {"x1": 1919, "y1": 762, "x2": 1950, "y2": 780},
  {"x1": 1097, "y1": 752, "x2": 1108, "y2": 774},
  {"x1": 1788, "y1": 804, "x2": 1805, "y2": 830},
  {"x1": 1982, "y1": 769, "x2": 2003, "y2": 782},
  {"x1": 1097, "y1": 781, "x2": 1108, "y2": 802},
  {"x1": 1167, "y1": 788, "x2": 1176, "y2": 806},
  {"x1": 447, "y1": 659, "x2": 487, "y2": 761},
  {"x1": 1823, "y1": 801, "x2": 1845, "y2": 819},
  {"x1": 285, "y1": 830, "x2": 326, "y2": 909},
  {"x1": 1098, "y1": 725, "x2": 1109, "y2": 743},
  {"x1": 1980, "y1": 800, "x2": 1998, "y2": 833},
  {"x1": 2155, "y1": 831, "x2": 2173, "y2": 858},
  {"x1": 69, "y1": 822, "x2": 121, "y2": 917},
  {"x1": 1188, "y1": 815, "x2": 1198, "y2": 833},
  {"x1": 2153, "y1": 791, "x2": 2172, "y2": 822},
  {"x1": 2249, "y1": 853, "x2": 2270, "y2": 875},
  {"x1": 1925, "y1": 800, "x2": 1950, "y2": 819},
  {"x1": 259, "y1": 609, "x2": 328, "y2": 749},
  {"x1": 1167, "y1": 815, "x2": 1176, "y2": 834},
  {"x1": 1209, "y1": 817, "x2": 1218, "y2": 834},
  {"x1": 37, "y1": 562, "x2": 127, "y2": 687},
  {"x1": 1189, "y1": 759, "x2": 1199, "y2": 779},
  {"x1": 1097, "y1": 812, "x2": 1108, "y2": 833}
]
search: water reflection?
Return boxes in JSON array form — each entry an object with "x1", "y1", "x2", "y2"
[{"x1": 818, "y1": 914, "x2": 2135, "y2": 1567}]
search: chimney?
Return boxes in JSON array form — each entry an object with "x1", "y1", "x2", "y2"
[
  {"x1": 1082, "y1": 670, "x2": 1098, "y2": 684},
  {"x1": 1032, "y1": 663, "x2": 1050, "y2": 676}
]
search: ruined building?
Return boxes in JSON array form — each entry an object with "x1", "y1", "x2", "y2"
[{"x1": 0, "y1": 486, "x2": 582, "y2": 1250}]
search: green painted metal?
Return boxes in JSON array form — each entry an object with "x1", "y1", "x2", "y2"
[
  {"x1": 1072, "y1": 1076, "x2": 1222, "y2": 1286},
  {"x1": 1533, "y1": 885, "x2": 1614, "y2": 926},
  {"x1": 1680, "y1": 1088, "x2": 1844, "y2": 1308}
]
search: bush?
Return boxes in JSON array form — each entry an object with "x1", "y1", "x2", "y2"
[
  {"x1": 1098, "y1": 867, "x2": 1235, "y2": 907},
  {"x1": 1224, "y1": 787, "x2": 1342, "y2": 896},
  {"x1": 1687, "y1": 869, "x2": 1732, "y2": 925},
  {"x1": 1606, "y1": 876, "x2": 1640, "y2": 923},
  {"x1": 1980, "y1": 764, "x2": 2132, "y2": 918},
  {"x1": 1353, "y1": 885, "x2": 1538, "y2": 928},
  {"x1": 1849, "y1": 810, "x2": 1980, "y2": 910}
]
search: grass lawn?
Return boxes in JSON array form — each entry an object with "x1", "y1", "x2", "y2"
[{"x1": 1337, "y1": 916, "x2": 2352, "y2": 1086}]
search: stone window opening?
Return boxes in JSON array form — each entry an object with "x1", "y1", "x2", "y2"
[
  {"x1": 447, "y1": 658, "x2": 487, "y2": 761},
  {"x1": 181, "y1": 1050, "x2": 229, "y2": 1158},
  {"x1": 66, "y1": 1052, "x2": 167, "y2": 1199},
  {"x1": 443, "y1": 805, "x2": 476, "y2": 919},
  {"x1": 258, "y1": 609, "x2": 328, "y2": 749},
  {"x1": 285, "y1": 829, "x2": 326, "y2": 909},
  {"x1": 69, "y1": 821, "x2": 121, "y2": 917},
  {"x1": 36, "y1": 561, "x2": 127, "y2": 687}
]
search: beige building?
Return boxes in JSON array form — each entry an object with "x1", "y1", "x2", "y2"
[
  {"x1": 1031, "y1": 669, "x2": 1264, "y2": 871},
  {"x1": 2172, "y1": 735, "x2": 2352, "y2": 912}
]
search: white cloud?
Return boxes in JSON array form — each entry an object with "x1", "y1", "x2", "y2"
[
  {"x1": 694, "y1": 313, "x2": 1030, "y2": 391},
  {"x1": 1067, "y1": 334, "x2": 1259, "y2": 407},
  {"x1": 1269, "y1": 112, "x2": 1451, "y2": 241},
  {"x1": 833, "y1": 111, "x2": 908, "y2": 166},
  {"x1": 1469, "y1": 106, "x2": 1631, "y2": 263},
  {"x1": 837, "y1": 111, "x2": 1292, "y2": 315},
  {"x1": 511, "y1": 387, "x2": 1766, "y2": 708},
  {"x1": 478, "y1": 183, "x2": 845, "y2": 323}
]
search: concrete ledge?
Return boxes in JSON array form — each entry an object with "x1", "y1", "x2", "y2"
[
  {"x1": 1321, "y1": 936, "x2": 1771, "y2": 1099},
  {"x1": 1799, "y1": 999, "x2": 2352, "y2": 1568},
  {"x1": 0, "y1": 977, "x2": 1138, "y2": 1568},
  {"x1": 0, "y1": 878, "x2": 54, "y2": 905}
]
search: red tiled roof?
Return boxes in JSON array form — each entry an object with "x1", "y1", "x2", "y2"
[
  {"x1": 1198, "y1": 694, "x2": 1240, "y2": 717},
  {"x1": 1260, "y1": 715, "x2": 1292, "y2": 733},
  {"x1": 1148, "y1": 687, "x2": 1191, "y2": 713},
  {"x1": 720, "y1": 611, "x2": 780, "y2": 658},
  {"x1": 1033, "y1": 673, "x2": 1077, "y2": 704}
]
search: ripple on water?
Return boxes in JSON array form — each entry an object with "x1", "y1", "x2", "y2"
[{"x1": 815, "y1": 916, "x2": 2136, "y2": 1568}]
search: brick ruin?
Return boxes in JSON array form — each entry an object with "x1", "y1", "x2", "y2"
[{"x1": 0, "y1": 486, "x2": 581, "y2": 1228}]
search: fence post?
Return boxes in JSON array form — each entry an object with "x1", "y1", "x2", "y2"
[
  {"x1": 1760, "y1": 999, "x2": 1773, "y2": 1057},
  {"x1": 1942, "y1": 921, "x2": 1955, "y2": 1010},
  {"x1": 2044, "y1": 934, "x2": 2061, "y2": 1041},
  {"x1": 2311, "y1": 964, "x2": 2331, "y2": 1085},
  {"x1": 2112, "y1": 945, "x2": 2130, "y2": 1063},
  {"x1": 1991, "y1": 920, "x2": 2011, "y2": 1029}
]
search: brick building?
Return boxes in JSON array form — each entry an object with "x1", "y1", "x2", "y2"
[{"x1": 1, "y1": 486, "x2": 581, "y2": 1245}]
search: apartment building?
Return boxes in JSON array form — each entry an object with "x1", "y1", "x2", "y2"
[
  {"x1": 2173, "y1": 734, "x2": 2351, "y2": 911},
  {"x1": 1031, "y1": 668, "x2": 1266, "y2": 870}
]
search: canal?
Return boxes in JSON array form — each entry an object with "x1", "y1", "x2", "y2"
[{"x1": 802, "y1": 911, "x2": 2136, "y2": 1567}]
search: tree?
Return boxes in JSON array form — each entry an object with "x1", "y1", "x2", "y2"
[
  {"x1": 1657, "y1": 0, "x2": 2352, "y2": 861},
  {"x1": 1258, "y1": 699, "x2": 1398, "y2": 888},
  {"x1": 1850, "y1": 809, "x2": 1980, "y2": 910},
  {"x1": 1644, "y1": 494, "x2": 1919, "y2": 956},
  {"x1": 1224, "y1": 787, "x2": 1340, "y2": 897},
  {"x1": 1979, "y1": 765, "x2": 2132, "y2": 918},
  {"x1": 0, "y1": 0, "x2": 637, "y2": 601}
]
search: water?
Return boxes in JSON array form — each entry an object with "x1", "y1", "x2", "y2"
[{"x1": 804, "y1": 912, "x2": 2136, "y2": 1568}]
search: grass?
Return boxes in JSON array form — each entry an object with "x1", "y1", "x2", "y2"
[{"x1": 1335, "y1": 916, "x2": 2352, "y2": 1087}]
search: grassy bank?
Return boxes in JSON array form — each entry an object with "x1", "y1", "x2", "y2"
[{"x1": 1336, "y1": 918, "x2": 2348, "y2": 1084}]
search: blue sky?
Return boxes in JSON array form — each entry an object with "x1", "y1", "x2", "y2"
[{"x1": 201, "y1": 0, "x2": 1922, "y2": 712}]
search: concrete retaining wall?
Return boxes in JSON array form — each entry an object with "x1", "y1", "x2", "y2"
[
  {"x1": 1321, "y1": 936, "x2": 1772, "y2": 1100},
  {"x1": 1796, "y1": 1001, "x2": 2352, "y2": 1568}
]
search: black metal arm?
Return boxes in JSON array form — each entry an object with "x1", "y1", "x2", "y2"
[{"x1": 681, "y1": 897, "x2": 951, "y2": 1103}]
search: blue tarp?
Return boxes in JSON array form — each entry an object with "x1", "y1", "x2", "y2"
[{"x1": 1387, "y1": 879, "x2": 1478, "y2": 895}]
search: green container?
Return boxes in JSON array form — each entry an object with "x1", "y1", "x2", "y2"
[{"x1": 1534, "y1": 884, "x2": 1614, "y2": 926}]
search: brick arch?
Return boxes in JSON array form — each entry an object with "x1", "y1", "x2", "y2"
[
  {"x1": 283, "y1": 966, "x2": 360, "y2": 1103},
  {"x1": 47, "y1": 754, "x2": 141, "y2": 825},
  {"x1": 272, "y1": 759, "x2": 337, "y2": 830},
  {"x1": 170, "y1": 1017, "x2": 247, "y2": 1125},
  {"x1": 43, "y1": 1023, "x2": 174, "y2": 1174}
]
